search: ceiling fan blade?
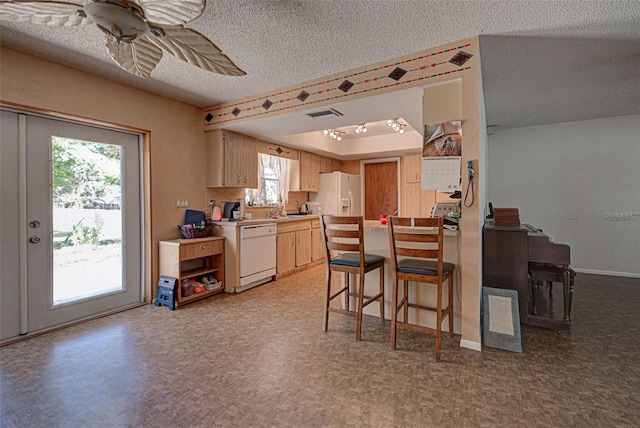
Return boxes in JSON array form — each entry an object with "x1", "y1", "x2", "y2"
[
  {"x1": 131, "y1": 0, "x2": 205, "y2": 26},
  {"x1": 148, "y1": 26, "x2": 246, "y2": 76},
  {"x1": 0, "y1": 1, "x2": 90, "y2": 26},
  {"x1": 105, "y1": 36, "x2": 163, "y2": 78}
]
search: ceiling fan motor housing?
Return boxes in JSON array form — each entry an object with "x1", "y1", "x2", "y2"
[{"x1": 84, "y1": 0, "x2": 149, "y2": 43}]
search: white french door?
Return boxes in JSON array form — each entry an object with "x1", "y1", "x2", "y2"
[{"x1": 0, "y1": 110, "x2": 143, "y2": 339}]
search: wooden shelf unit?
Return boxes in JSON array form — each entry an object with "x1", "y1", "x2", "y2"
[{"x1": 159, "y1": 236, "x2": 225, "y2": 307}]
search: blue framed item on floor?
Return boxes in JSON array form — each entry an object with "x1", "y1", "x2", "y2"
[{"x1": 482, "y1": 286, "x2": 523, "y2": 353}]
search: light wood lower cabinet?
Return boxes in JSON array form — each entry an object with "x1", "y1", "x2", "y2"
[
  {"x1": 159, "y1": 236, "x2": 225, "y2": 307},
  {"x1": 276, "y1": 219, "x2": 319, "y2": 277},
  {"x1": 295, "y1": 229, "x2": 311, "y2": 266},
  {"x1": 311, "y1": 219, "x2": 324, "y2": 262},
  {"x1": 276, "y1": 231, "x2": 296, "y2": 274}
]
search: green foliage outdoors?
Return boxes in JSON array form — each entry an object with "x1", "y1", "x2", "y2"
[
  {"x1": 52, "y1": 138, "x2": 121, "y2": 209},
  {"x1": 52, "y1": 137, "x2": 122, "y2": 248}
]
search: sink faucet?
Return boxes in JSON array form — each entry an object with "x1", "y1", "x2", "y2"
[{"x1": 269, "y1": 206, "x2": 282, "y2": 217}]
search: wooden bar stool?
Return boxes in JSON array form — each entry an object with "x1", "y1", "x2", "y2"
[
  {"x1": 321, "y1": 215, "x2": 385, "y2": 341},
  {"x1": 387, "y1": 216, "x2": 454, "y2": 361}
]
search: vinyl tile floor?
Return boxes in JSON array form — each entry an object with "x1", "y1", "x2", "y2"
[{"x1": 1, "y1": 266, "x2": 639, "y2": 427}]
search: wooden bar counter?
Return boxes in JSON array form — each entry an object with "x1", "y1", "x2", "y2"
[{"x1": 343, "y1": 220, "x2": 461, "y2": 334}]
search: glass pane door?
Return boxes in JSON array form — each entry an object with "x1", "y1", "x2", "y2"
[{"x1": 51, "y1": 137, "x2": 124, "y2": 305}]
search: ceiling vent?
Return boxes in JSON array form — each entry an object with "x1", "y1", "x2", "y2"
[{"x1": 306, "y1": 108, "x2": 343, "y2": 120}]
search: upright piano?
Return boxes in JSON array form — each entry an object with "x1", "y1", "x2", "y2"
[{"x1": 483, "y1": 219, "x2": 573, "y2": 331}]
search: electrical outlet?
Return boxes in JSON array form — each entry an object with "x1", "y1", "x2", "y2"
[{"x1": 175, "y1": 199, "x2": 189, "y2": 208}]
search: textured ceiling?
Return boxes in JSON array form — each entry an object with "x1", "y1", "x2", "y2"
[{"x1": 1, "y1": 0, "x2": 639, "y2": 142}]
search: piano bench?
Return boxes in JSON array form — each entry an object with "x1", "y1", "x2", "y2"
[{"x1": 528, "y1": 263, "x2": 576, "y2": 322}]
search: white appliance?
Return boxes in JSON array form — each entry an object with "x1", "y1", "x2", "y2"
[
  {"x1": 238, "y1": 223, "x2": 277, "y2": 292},
  {"x1": 310, "y1": 172, "x2": 361, "y2": 215}
]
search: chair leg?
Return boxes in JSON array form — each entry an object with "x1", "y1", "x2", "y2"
[
  {"x1": 562, "y1": 271, "x2": 570, "y2": 322},
  {"x1": 379, "y1": 265, "x2": 385, "y2": 321},
  {"x1": 323, "y1": 268, "x2": 331, "y2": 332},
  {"x1": 448, "y1": 277, "x2": 454, "y2": 337},
  {"x1": 403, "y1": 281, "x2": 409, "y2": 323},
  {"x1": 435, "y1": 282, "x2": 443, "y2": 362},
  {"x1": 344, "y1": 272, "x2": 350, "y2": 312},
  {"x1": 356, "y1": 273, "x2": 365, "y2": 341},
  {"x1": 531, "y1": 280, "x2": 538, "y2": 315},
  {"x1": 568, "y1": 274, "x2": 575, "y2": 321},
  {"x1": 390, "y1": 275, "x2": 398, "y2": 350}
]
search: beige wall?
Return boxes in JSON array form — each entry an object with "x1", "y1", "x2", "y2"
[
  {"x1": 1, "y1": 36, "x2": 485, "y2": 347},
  {"x1": 0, "y1": 47, "x2": 209, "y2": 299}
]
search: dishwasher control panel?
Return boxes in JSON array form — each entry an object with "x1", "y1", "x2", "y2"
[{"x1": 240, "y1": 223, "x2": 277, "y2": 239}]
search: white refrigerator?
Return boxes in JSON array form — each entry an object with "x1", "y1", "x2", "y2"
[{"x1": 310, "y1": 172, "x2": 361, "y2": 215}]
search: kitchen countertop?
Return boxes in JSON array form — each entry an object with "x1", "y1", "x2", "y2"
[
  {"x1": 213, "y1": 214, "x2": 319, "y2": 227},
  {"x1": 213, "y1": 216, "x2": 456, "y2": 235},
  {"x1": 362, "y1": 220, "x2": 458, "y2": 236}
]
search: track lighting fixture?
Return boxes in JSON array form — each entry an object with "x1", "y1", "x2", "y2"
[
  {"x1": 386, "y1": 118, "x2": 406, "y2": 135},
  {"x1": 355, "y1": 123, "x2": 368, "y2": 134},
  {"x1": 323, "y1": 128, "x2": 343, "y2": 141}
]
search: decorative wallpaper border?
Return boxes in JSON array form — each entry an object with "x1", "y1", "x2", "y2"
[{"x1": 203, "y1": 40, "x2": 475, "y2": 129}]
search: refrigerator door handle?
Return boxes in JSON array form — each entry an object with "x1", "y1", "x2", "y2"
[{"x1": 348, "y1": 190, "x2": 354, "y2": 216}]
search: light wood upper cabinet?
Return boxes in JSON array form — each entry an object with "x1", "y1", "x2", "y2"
[
  {"x1": 319, "y1": 155, "x2": 343, "y2": 173},
  {"x1": 206, "y1": 129, "x2": 258, "y2": 188},
  {"x1": 402, "y1": 152, "x2": 438, "y2": 216},
  {"x1": 404, "y1": 153, "x2": 421, "y2": 183},
  {"x1": 299, "y1": 151, "x2": 320, "y2": 192}
]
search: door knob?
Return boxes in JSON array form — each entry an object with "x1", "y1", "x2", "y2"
[{"x1": 29, "y1": 236, "x2": 41, "y2": 244}]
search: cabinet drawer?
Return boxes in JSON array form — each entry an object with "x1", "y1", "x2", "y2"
[
  {"x1": 180, "y1": 239, "x2": 223, "y2": 261},
  {"x1": 277, "y1": 220, "x2": 311, "y2": 234},
  {"x1": 311, "y1": 219, "x2": 320, "y2": 228}
]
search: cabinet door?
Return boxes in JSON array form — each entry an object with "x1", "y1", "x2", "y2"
[
  {"x1": 404, "y1": 182, "x2": 421, "y2": 217},
  {"x1": 420, "y1": 189, "x2": 437, "y2": 217},
  {"x1": 276, "y1": 232, "x2": 296, "y2": 274},
  {"x1": 311, "y1": 228, "x2": 324, "y2": 261},
  {"x1": 404, "y1": 153, "x2": 421, "y2": 183},
  {"x1": 223, "y1": 131, "x2": 258, "y2": 188},
  {"x1": 295, "y1": 230, "x2": 312, "y2": 266},
  {"x1": 319, "y1": 156, "x2": 332, "y2": 173},
  {"x1": 223, "y1": 131, "x2": 243, "y2": 186},
  {"x1": 300, "y1": 151, "x2": 320, "y2": 192},
  {"x1": 240, "y1": 135, "x2": 258, "y2": 188}
]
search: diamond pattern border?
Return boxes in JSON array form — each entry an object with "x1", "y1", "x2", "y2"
[
  {"x1": 297, "y1": 91, "x2": 310, "y2": 102},
  {"x1": 232, "y1": 107, "x2": 241, "y2": 117},
  {"x1": 449, "y1": 51, "x2": 473, "y2": 67},
  {"x1": 262, "y1": 99, "x2": 273, "y2": 110},
  {"x1": 388, "y1": 67, "x2": 407, "y2": 81},
  {"x1": 338, "y1": 80, "x2": 354, "y2": 92}
]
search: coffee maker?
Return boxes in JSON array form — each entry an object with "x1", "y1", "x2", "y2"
[{"x1": 223, "y1": 201, "x2": 240, "y2": 220}]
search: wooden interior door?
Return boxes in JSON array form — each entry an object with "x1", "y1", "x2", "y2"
[{"x1": 364, "y1": 161, "x2": 398, "y2": 220}]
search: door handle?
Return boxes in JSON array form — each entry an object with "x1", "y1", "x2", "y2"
[{"x1": 29, "y1": 235, "x2": 41, "y2": 244}]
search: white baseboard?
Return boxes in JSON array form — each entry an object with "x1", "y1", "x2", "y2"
[
  {"x1": 460, "y1": 339, "x2": 482, "y2": 352},
  {"x1": 573, "y1": 268, "x2": 640, "y2": 279}
]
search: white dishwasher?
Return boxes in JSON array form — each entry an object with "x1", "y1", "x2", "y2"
[{"x1": 237, "y1": 223, "x2": 277, "y2": 292}]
